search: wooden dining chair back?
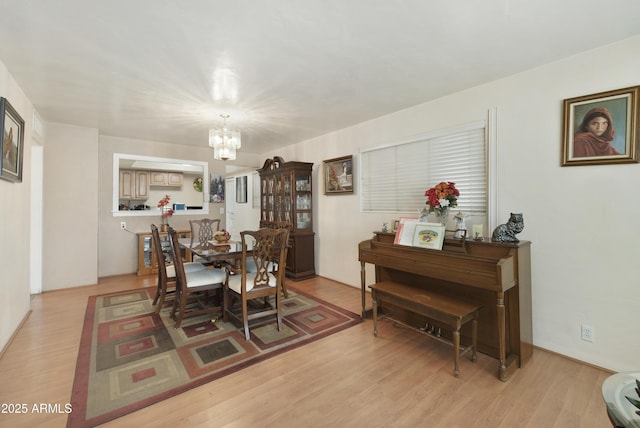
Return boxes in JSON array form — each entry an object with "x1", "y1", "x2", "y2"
[
  {"x1": 167, "y1": 226, "x2": 226, "y2": 327},
  {"x1": 150, "y1": 224, "x2": 174, "y2": 312},
  {"x1": 151, "y1": 224, "x2": 207, "y2": 313},
  {"x1": 223, "y1": 227, "x2": 290, "y2": 340},
  {"x1": 189, "y1": 218, "x2": 221, "y2": 249},
  {"x1": 258, "y1": 221, "x2": 291, "y2": 297},
  {"x1": 189, "y1": 218, "x2": 221, "y2": 267}
]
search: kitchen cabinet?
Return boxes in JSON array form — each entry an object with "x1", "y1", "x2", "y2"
[
  {"x1": 150, "y1": 171, "x2": 183, "y2": 187},
  {"x1": 120, "y1": 170, "x2": 149, "y2": 199},
  {"x1": 258, "y1": 156, "x2": 315, "y2": 281},
  {"x1": 137, "y1": 229, "x2": 192, "y2": 276}
]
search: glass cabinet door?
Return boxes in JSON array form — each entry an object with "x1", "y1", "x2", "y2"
[
  {"x1": 295, "y1": 174, "x2": 312, "y2": 230},
  {"x1": 283, "y1": 175, "x2": 292, "y2": 223},
  {"x1": 143, "y1": 236, "x2": 152, "y2": 269}
]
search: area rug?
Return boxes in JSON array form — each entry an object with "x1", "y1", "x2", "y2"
[{"x1": 68, "y1": 286, "x2": 360, "y2": 427}]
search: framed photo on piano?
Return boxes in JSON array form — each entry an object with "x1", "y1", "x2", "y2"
[{"x1": 412, "y1": 222, "x2": 445, "y2": 250}]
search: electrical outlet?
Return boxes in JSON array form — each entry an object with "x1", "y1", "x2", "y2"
[
  {"x1": 120, "y1": 222, "x2": 127, "y2": 230},
  {"x1": 581, "y1": 324, "x2": 594, "y2": 342}
]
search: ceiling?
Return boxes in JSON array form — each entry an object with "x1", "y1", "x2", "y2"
[{"x1": 1, "y1": 0, "x2": 640, "y2": 156}]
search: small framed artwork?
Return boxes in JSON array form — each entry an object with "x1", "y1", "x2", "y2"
[
  {"x1": 562, "y1": 86, "x2": 639, "y2": 166},
  {"x1": 412, "y1": 222, "x2": 446, "y2": 250},
  {"x1": 392, "y1": 219, "x2": 400, "y2": 232},
  {"x1": 236, "y1": 176, "x2": 247, "y2": 203},
  {"x1": 210, "y1": 174, "x2": 225, "y2": 203},
  {"x1": 323, "y1": 155, "x2": 353, "y2": 194},
  {"x1": 0, "y1": 97, "x2": 25, "y2": 183}
]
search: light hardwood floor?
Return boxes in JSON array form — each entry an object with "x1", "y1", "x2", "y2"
[{"x1": 0, "y1": 275, "x2": 613, "y2": 427}]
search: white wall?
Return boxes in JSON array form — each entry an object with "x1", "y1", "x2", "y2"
[
  {"x1": 262, "y1": 35, "x2": 640, "y2": 372},
  {"x1": 42, "y1": 123, "x2": 99, "y2": 290},
  {"x1": 0, "y1": 61, "x2": 34, "y2": 352}
]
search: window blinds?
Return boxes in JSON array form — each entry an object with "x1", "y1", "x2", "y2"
[{"x1": 360, "y1": 125, "x2": 486, "y2": 214}]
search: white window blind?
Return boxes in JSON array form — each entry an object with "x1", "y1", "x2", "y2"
[{"x1": 360, "y1": 125, "x2": 486, "y2": 213}]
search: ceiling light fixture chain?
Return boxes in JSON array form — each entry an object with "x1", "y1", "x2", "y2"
[{"x1": 209, "y1": 113, "x2": 242, "y2": 161}]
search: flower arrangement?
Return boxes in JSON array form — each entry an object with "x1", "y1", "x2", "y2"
[
  {"x1": 425, "y1": 181, "x2": 459, "y2": 213},
  {"x1": 157, "y1": 194, "x2": 174, "y2": 224}
]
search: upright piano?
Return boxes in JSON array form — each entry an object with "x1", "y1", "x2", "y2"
[{"x1": 359, "y1": 232, "x2": 532, "y2": 381}]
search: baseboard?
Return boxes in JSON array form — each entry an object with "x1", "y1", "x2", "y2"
[
  {"x1": 533, "y1": 345, "x2": 615, "y2": 374},
  {"x1": 0, "y1": 309, "x2": 32, "y2": 360}
]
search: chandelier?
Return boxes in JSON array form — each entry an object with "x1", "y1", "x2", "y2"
[{"x1": 209, "y1": 114, "x2": 241, "y2": 161}]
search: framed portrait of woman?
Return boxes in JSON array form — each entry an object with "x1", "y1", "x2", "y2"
[{"x1": 562, "y1": 86, "x2": 639, "y2": 166}]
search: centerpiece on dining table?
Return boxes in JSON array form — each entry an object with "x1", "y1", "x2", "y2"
[{"x1": 214, "y1": 229, "x2": 231, "y2": 243}]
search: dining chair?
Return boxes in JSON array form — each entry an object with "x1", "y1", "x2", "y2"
[
  {"x1": 223, "y1": 228, "x2": 290, "y2": 340},
  {"x1": 150, "y1": 224, "x2": 207, "y2": 313},
  {"x1": 189, "y1": 218, "x2": 221, "y2": 266},
  {"x1": 167, "y1": 226, "x2": 227, "y2": 328},
  {"x1": 268, "y1": 221, "x2": 291, "y2": 298}
]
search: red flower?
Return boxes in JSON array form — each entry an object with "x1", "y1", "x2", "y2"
[
  {"x1": 158, "y1": 195, "x2": 173, "y2": 218},
  {"x1": 425, "y1": 182, "x2": 459, "y2": 210}
]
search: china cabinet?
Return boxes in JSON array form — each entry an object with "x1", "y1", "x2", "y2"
[
  {"x1": 258, "y1": 156, "x2": 315, "y2": 280},
  {"x1": 137, "y1": 229, "x2": 191, "y2": 276}
]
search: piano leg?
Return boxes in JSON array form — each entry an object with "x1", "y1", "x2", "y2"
[
  {"x1": 496, "y1": 292, "x2": 508, "y2": 381},
  {"x1": 360, "y1": 261, "x2": 367, "y2": 318}
]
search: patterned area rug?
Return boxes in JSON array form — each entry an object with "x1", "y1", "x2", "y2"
[{"x1": 68, "y1": 286, "x2": 360, "y2": 427}]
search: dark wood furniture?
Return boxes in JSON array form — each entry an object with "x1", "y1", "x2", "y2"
[
  {"x1": 370, "y1": 280, "x2": 480, "y2": 378},
  {"x1": 359, "y1": 231, "x2": 532, "y2": 381},
  {"x1": 189, "y1": 218, "x2": 221, "y2": 248},
  {"x1": 189, "y1": 218, "x2": 221, "y2": 267},
  {"x1": 179, "y1": 238, "x2": 243, "y2": 269},
  {"x1": 167, "y1": 227, "x2": 226, "y2": 328},
  {"x1": 257, "y1": 156, "x2": 315, "y2": 281},
  {"x1": 223, "y1": 228, "x2": 290, "y2": 340},
  {"x1": 150, "y1": 224, "x2": 208, "y2": 313}
]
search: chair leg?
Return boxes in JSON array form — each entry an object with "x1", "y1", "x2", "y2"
[
  {"x1": 222, "y1": 288, "x2": 229, "y2": 322},
  {"x1": 155, "y1": 291, "x2": 164, "y2": 314},
  {"x1": 170, "y1": 292, "x2": 179, "y2": 320},
  {"x1": 242, "y1": 300, "x2": 250, "y2": 340},
  {"x1": 281, "y1": 276, "x2": 288, "y2": 299},
  {"x1": 274, "y1": 289, "x2": 282, "y2": 332},
  {"x1": 152, "y1": 282, "x2": 161, "y2": 306},
  {"x1": 175, "y1": 291, "x2": 188, "y2": 328}
]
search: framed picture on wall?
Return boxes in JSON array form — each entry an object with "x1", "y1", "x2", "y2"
[
  {"x1": 323, "y1": 155, "x2": 353, "y2": 194},
  {"x1": 210, "y1": 174, "x2": 225, "y2": 203},
  {"x1": 562, "y1": 86, "x2": 640, "y2": 166},
  {"x1": 0, "y1": 97, "x2": 25, "y2": 183},
  {"x1": 236, "y1": 176, "x2": 247, "y2": 203}
]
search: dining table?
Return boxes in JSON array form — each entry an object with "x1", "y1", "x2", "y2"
[{"x1": 178, "y1": 238, "x2": 245, "y2": 269}]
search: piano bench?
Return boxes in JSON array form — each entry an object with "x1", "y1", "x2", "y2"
[{"x1": 369, "y1": 281, "x2": 481, "y2": 378}]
